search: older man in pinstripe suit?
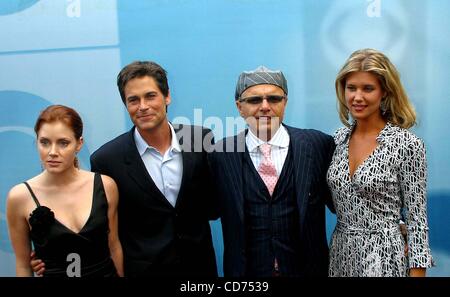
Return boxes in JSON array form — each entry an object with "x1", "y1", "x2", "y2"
[{"x1": 209, "y1": 66, "x2": 335, "y2": 277}]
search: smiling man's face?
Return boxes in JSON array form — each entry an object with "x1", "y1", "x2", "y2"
[{"x1": 236, "y1": 84, "x2": 287, "y2": 141}]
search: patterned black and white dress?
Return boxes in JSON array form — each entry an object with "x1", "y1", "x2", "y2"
[{"x1": 327, "y1": 122, "x2": 433, "y2": 277}]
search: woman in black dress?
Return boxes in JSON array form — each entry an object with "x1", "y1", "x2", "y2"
[{"x1": 6, "y1": 105, "x2": 123, "y2": 277}]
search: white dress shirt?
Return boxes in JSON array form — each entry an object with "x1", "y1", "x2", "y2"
[
  {"x1": 134, "y1": 123, "x2": 183, "y2": 207},
  {"x1": 246, "y1": 124, "x2": 290, "y2": 176}
]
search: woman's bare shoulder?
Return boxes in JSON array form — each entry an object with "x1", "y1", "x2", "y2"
[
  {"x1": 99, "y1": 174, "x2": 117, "y2": 189},
  {"x1": 6, "y1": 183, "x2": 34, "y2": 212}
]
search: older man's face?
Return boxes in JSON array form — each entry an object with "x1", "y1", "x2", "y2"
[{"x1": 236, "y1": 84, "x2": 287, "y2": 141}]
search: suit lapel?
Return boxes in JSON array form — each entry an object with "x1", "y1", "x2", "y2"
[
  {"x1": 285, "y1": 126, "x2": 313, "y2": 229},
  {"x1": 226, "y1": 131, "x2": 246, "y2": 222},
  {"x1": 124, "y1": 127, "x2": 173, "y2": 208},
  {"x1": 173, "y1": 124, "x2": 195, "y2": 209}
]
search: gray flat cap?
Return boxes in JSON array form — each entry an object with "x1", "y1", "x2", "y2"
[{"x1": 235, "y1": 65, "x2": 288, "y2": 100}]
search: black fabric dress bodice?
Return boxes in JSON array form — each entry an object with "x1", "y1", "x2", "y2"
[{"x1": 24, "y1": 173, "x2": 117, "y2": 277}]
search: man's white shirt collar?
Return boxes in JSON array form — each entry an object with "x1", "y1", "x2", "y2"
[
  {"x1": 134, "y1": 122, "x2": 182, "y2": 156},
  {"x1": 246, "y1": 124, "x2": 290, "y2": 152}
]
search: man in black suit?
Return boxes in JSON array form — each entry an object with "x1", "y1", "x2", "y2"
[
  {"x1": 89, "y1": 61, "x2": 217, "y2": 277},
  {"x1": 209, "y1": 66, "x2": 335, "y2": 277}
]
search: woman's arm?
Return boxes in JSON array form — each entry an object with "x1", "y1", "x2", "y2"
[
  {"x1": 6, "y1": 185, "x2": 34, "y2": 277},
  {"x1": 410, "y1": 268, "x2": 426, "y2": 277},
  {"x1": 101, "y1": 175, "x2": 124, "y2": 277},
  {"x1": 399, "y1": 136, "x2": 433, "y2": 276}
]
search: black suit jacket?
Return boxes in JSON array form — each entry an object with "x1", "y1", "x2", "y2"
[
  {"x1": 208, "y1": 125, "x2": 335, "y2": 277},
  {"x1": 90, "y1": 124, "x2": 217, "y2": 277}
]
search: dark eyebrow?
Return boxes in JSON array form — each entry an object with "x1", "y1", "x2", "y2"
[{"x1": 126, "y1": 95, "x2": 139, "y2": 102}]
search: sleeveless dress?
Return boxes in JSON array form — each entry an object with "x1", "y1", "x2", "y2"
[{"x1": 24, "y1": 173, "x2": 117, "y2": 277}]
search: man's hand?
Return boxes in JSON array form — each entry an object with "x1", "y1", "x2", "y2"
[{"x1": 30, "y1": 251, "x2": 45, "y2": 276}]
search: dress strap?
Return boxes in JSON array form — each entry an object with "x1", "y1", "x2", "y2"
[
  {"x1": 93, "y1": 172, "x2": 105, "y2": 200},
  {"x1": 23, "y1": 182, "x2": 41, "y2": 207},
  {"x1": 94, "y1": 172, "x2": 100, "y2": 183},
  {"x1": 93, "y1": 172, "x2": 101, "y2": 193}
]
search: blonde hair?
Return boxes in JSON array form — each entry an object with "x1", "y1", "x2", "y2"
[{"x1": 335, "y1": 48, "x2": 416, "y2": 128}]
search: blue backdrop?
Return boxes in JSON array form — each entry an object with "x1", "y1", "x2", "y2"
[{"x1": 1, "y1": 0, "x2": 449, "y2": 276}]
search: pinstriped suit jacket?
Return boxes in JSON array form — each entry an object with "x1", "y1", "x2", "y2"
[{"x1": 209, "y1": 124, "x2": 335, "y2": 277}]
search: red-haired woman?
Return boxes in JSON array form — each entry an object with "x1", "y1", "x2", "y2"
[{"x1": 6, "y1": 105, "x2": 123, "y2": 277}]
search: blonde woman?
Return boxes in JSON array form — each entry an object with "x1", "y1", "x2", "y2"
[{"x1": 327, "y1": 49, "x2": 433, "y2": 277}]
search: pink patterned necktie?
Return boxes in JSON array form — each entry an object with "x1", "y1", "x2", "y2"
[{"x1": 258, "y1": 143, "x2": 278, "y2": 196}]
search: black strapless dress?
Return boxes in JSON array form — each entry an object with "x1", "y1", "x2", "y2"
[{"x1": 24, "y1": 173, "x2": 117, "y2": 277}]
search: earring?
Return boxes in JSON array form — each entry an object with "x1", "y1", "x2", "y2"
[
  {"x1": 380, "y1": 99, "x2": 387, "y2": 116},
  {"x1": 74, "y1": 151, "x2": 80, "y2": 169},
  {"x1": 74, "y1": 156, "x2": 79, "y2": 169}
]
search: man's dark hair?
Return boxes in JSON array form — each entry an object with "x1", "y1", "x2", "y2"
[{"x1": 117, "y1": 61, "x2": 169, "y2": 104}]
